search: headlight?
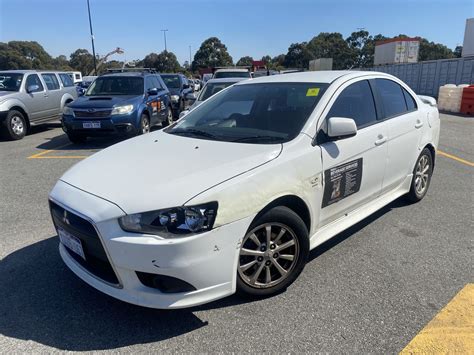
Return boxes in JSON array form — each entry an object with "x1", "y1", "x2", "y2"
[
  {"x1": 111, "y1": 104, "x2": 134, "y2": 115},
  {"x1": 63, "y1": 106, "x2": 74, "y2": 116},
  {"x1": 170, "y1": 95, "x2": 180, "y2": 102},
  {"x1": 119, "y1": 202, "x2": 218, "y2": 236}
]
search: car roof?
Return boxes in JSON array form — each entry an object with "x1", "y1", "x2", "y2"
[
  {"x1": 205, "y1": 78, "x2": 248, "y2": 84},
  {"x1": 214, "y1": 68, "x2": 249, "y2": 73},
  {"x1": 0, "y1": 70, "x2": 69, "y2": 74},
  {"x1": 101, "y1": 72, "x2": 150, "y2": 77},
  {"x1": 235, "y1": 70, "x2": 384, "y2": 85}
]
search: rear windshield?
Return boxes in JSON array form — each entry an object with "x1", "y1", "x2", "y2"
[
  {"x1": 85, "y1": 76, "x2": 144, "y2": 96},
  {"x1": 0, "y1": 73, "x2": 24, "y2": 92},
  {"x1": 214, "y1": 71, "x2": 251, "y2": 79}
]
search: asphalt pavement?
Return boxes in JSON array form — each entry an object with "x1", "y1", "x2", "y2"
[{"x1": 0, "y1": 113, "x2": 472, "y2": 353}]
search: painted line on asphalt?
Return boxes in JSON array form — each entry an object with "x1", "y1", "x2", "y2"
[
  {"x1": 400, "y1": 283, "x2": 474, "y2": 354},
  {"x1": 28, "y1": 143, "x2": 90, "y2": 159},
  {"x1": 28, "y1": 143, "x2": 72, "y2": 159},
  {"x1": 438, "y1": 150, "x2": 474, "y2": 167}
]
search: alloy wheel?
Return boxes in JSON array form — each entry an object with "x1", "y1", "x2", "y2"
[
  {"x1": 415, "y1": 154, "x2": 430, "y2": 195},
  {"x1": 142, "y1": 116, "x2": 150, "y2": 134},
  {"x1": 238, "y1": 223, "x2": 299, "y2": 289},
  {"x1": 11, "y1": 116, "x2": 24, "y2": 136}
]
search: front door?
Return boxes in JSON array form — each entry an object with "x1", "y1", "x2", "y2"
[
  {"x1": 22, "y1": 74, "x2": 49, "y2": 121},
  {"x1": 318, "y1": 79, "x2": 388, "y2": 227}
]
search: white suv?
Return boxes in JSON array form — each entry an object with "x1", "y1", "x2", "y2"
[{"x1": 49, "y1": 71, "x2": 440, "y2": 309}]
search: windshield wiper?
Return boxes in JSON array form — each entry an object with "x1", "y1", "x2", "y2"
[
  {"x1": 232, "y1": 135, "x2": 286, "y2": 143},
  {"x1": 170, "y1": 128, "x2": 220, "y2": 140}
]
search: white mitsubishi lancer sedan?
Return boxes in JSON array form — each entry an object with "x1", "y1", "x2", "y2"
[{"x1": 49, "y1": 71, "x2": 440, "y2": 309}]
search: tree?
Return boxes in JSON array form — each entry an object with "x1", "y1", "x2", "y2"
[
  {"x1": 271, "y1": 54, "x2": 286, "y2": 70},
  {"x1": 143, "y1": 50, "x2": 181, "y2": 72},
  {"x1": 236, "y1": 56, "x2": 253, "y2": 66},
  {"x1": 284, "y1": 42, "x2": 312, "y2": 68},
  {"x1": 191, "y1": 37, "x2": 233, "y2": 70},
  {"x1": 418, "y1": 38, "x2": 454, "y2": 61},
  {"x1": 261, "y1": 55, "x2": 272, "y2": 64},
  {"x1": 454, "y1": 46, "x2": 463, "y2": 58},
  {"x1": 0, "y1": 41, "x2": 54, "y2": 69},
  {"x1": 69, "y1": 49, "x2": 95, "y2": 75},
  {"x1": 306, "y1": 32, "x2": 355, "y2": 69},
  {"x1": 52, "y1": 55, "x2": 72, "y2": 70}
]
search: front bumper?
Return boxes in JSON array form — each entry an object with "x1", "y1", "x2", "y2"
[
  {"x1": 62, "y1": 114, "x2": 139, "y2": 136},
  {"x1": 50, "y1": 180, "x2": 252, "y2": 309}
]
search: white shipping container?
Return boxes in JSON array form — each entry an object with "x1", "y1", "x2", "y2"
[
  {"x1": 374, "y1": 39, "x2": 420, "y2": 66},
  {"x1": 309, "y1": 58, "x2": 333, "y2": 71},
  {"x1": 462, "y1": 18, "x2": 474, "y2": 57}
]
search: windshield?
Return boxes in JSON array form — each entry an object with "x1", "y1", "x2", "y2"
[
  {"x1": 85, "y1": 76, "x2": 144, "y2": 96},
  {"x1": 161, "y1": 75, "x2": 180, "y2": 88},
  {"x1": 167, "y1": 82, "x2": 328, "y2": 144},
  {"x1": 199, "y1": 81, "x2": 238, "y2": 101},
  {"x1": 0, "y1": 73, "x2": 24, "y2": 92},
  {"x1": 214, "y1": 71, "x2": 251, "y2": 79}
]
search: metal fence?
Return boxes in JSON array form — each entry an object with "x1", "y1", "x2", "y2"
[{"x1": 366, "y1": 56, "x2": 474, "y2": 97}]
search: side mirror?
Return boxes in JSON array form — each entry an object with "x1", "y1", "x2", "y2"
[
  {"x1": 78, "y1": 89, "x2": 85, "y2": 96},
  {"x1": 327, "y1": 117, "x2": 357, "y2": 139},
  {"x1": 185, "y1": 92, "x2": 197, "y2": 102},
  {"x1": 27, "y1": 84, "x2": 40, "y2": 93},
  {"x1": 147, "y1": 88, "x2": 158, "y2": 96},
  {"x1": 179, "y1": 110, "x2": 189, "y2": 119}
]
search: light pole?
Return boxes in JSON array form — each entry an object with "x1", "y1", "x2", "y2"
[
  {"x1": 86, "y1": 0, "x2": 97, "y2": 75},
  {"x1": 161, "y1": 29, "x2": 168, "y2": 51}
]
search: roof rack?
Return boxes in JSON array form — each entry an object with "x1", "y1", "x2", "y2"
[{"x1": 105, "y1": 68, "x2": 157, "y2": 74}]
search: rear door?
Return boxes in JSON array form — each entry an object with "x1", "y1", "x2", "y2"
[
  {"x1": 373, "y1": 79, "x2": 423, "y2": 193},
  {"x1": 40, "y1": 73, "x2": 62, "y2": 116},
  {"x1": 318, "y1": 79, "x2": 389, "y2": 227}
]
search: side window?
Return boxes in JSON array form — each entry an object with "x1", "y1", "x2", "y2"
[
  {"x1": 327, "y1": 80, "x2": 377, "y2": 129},
  {"x1": 145, "y1": 77, "x2": 154, "y2": 91},
  {"x1": 59, "y1": 73, "x2": 74, "y2": 87},
  {"x1": 41, "y1": 74, "x2": 60, "y2": 90},
  {"x1": 182, "y1": 76, "x2": 188, "y2": 87},
  {"x1": 376, "y1": 79, "x2": 408, "y2": 118},
  {"x1": 402, "y1": 88, "x2": 417, "y2": 111},
  {"x1": 25, "y1": 74, "x2": 44, "y2": 92},
  {"x1": 151, "y1": 76, "x2": 162, "y2": 89}
]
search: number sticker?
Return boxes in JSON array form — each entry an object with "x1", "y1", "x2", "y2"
[{"x1": 306, "y1": 88, "x2": 320, "y2": 97}]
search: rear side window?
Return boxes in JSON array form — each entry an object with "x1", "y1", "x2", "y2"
[
  {"x1": 59, "y1": 73, "x2": 74, "y2": 87},
  {"x1": 376, "y1": 79, "x2": 407, "y2": 118},
  {"x1": 25, "y1": 74, "x2": 44, "y2": 92},
  {"x1": 41, "y1": 74, "x2": 60, "y2": 90},
  {"x1": 327, "y1": 80, "x2": 377, "y2": 129},
  {"x1": 403, "y1": 88, "x2": 417, "y2": 111}
]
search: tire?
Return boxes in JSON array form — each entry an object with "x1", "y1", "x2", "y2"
[
  {"x1": 67, "y1": 133, "x2": 87, "y2": 144},
  {"x1": 162, "y1": 106, "x2": 174, "y2": 127},
  {"x1": 236, "y1": 206, "x2": 309, "y2": 298},
  {"x1": 405, "y1": 148, "x2": 433, "y2": 203},
  {"x1": 138, "y1": 113, "x2": 150, "y2": 135},
  {"x1": 1, "y1": 110, "x2": 27, "y2": 140}
]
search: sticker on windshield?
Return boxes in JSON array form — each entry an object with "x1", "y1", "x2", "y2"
[
  {"x1": 322, "y1": 158, "x2": 362, "y2": 207},
  {"x1": 306, "y1": 88, "x2": 320, "y2": 97}
]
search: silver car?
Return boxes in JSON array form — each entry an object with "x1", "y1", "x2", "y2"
[{"x1": 0, "y1": 70, "x2": 77, "y2": 140}]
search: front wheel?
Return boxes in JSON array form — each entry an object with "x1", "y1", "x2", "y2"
[
  {"x1": 162, "y1": 106, "x2": 174, "y2": 127},
  {"x1": 405, "y1": 148, "x2": 433, "y2": 202},
  {"x1": 139, "y1": 114, "x2": 150, "y2": 135},
  {"x1": 1, "y1": 110, "x2": 27, "y2": 140},
  {"x1": 237, "y1": 206, "x2": 309, "y2": 298}
]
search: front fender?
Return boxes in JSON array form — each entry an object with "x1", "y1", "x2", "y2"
[{"x1": 0, "y1": 98, "x2": 29, "y2": 116}]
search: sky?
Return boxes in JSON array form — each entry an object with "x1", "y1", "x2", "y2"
[{"x1": 0, "y1": 0, "x2": 473, "y2": 65}]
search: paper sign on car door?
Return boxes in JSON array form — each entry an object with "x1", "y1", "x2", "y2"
[{"x1": 322, "y1": 158, "x2": 363, "y2": 207}]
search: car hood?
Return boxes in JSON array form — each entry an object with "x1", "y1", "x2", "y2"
[
  {"x1": 60, "y1": 131, "x2": 282, "y2": 214},
  {"x1": 0, "y1": 91, "x2": 16, "y2": 101},
  {"x1": 69, "y1": 95, "x2": 138, "y2": 109}
]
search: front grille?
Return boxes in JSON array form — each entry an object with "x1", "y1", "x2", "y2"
[
  {"x1": 50, "y1": 201, "x2": 119, "y2": 285},
  {"x1": 74, "y1": 109, "x2": 112, "y2": 118}
]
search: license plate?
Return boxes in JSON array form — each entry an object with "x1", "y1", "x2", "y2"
[
  {"x1": 82, "y1": 121, "x2": 101, "y2": 129},
  {"x1": 58, "y1": 227, "x2": 86, "y2": 260}
]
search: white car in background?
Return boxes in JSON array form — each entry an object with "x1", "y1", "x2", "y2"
[
  {"x1": 49, "y1": 71, "x2": 439, "y2": 309},
  {"x1": 180, "y1": 77, "x2": 247, "y2": 118},
  {"x1": 213, "y1": 68, "x2": 251, "y2": 79}
]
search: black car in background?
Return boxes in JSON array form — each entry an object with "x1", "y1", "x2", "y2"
[{"x1": 159, "y1": 73, "x2": 193, "y2": 117}]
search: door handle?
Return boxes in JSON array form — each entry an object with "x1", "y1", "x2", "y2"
[
  {"x1": 43, "y1": 93, "x2": 48, "y2": 98},
  {"x1": 415, "y1": 120, "x2": 423, "y2": 129},
  {"x1": 374, "y1": 135, "x2": 387, "y2": 146}
]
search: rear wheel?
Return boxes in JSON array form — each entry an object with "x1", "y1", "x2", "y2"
[
  {"x1": 67, "y1": 132, "x2": 87, "y2": 144},
  {"x1": 1, "y1": 110, "x2": 27, "y2": 140},
  {"x1": 139, "y1": 114, "x2": 150, "y2": 135},
  {"x1": 406, "y1": 148, "x2": 433, "y2": 202},
  {"x1": 237, "y1": 206, "x2": 309, "y2": 298}
]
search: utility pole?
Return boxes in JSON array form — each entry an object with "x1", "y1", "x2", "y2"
[
  {"x1": 86, "y1": 0, "x2": 97, "y2": 75},
  {"x1": 161, "y1": 29, "x2": 168, "y2": 51}
]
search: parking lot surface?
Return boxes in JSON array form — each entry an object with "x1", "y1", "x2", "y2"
[{"x1": 0, "y1": 113, "x2": 472, "y2": 353}]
